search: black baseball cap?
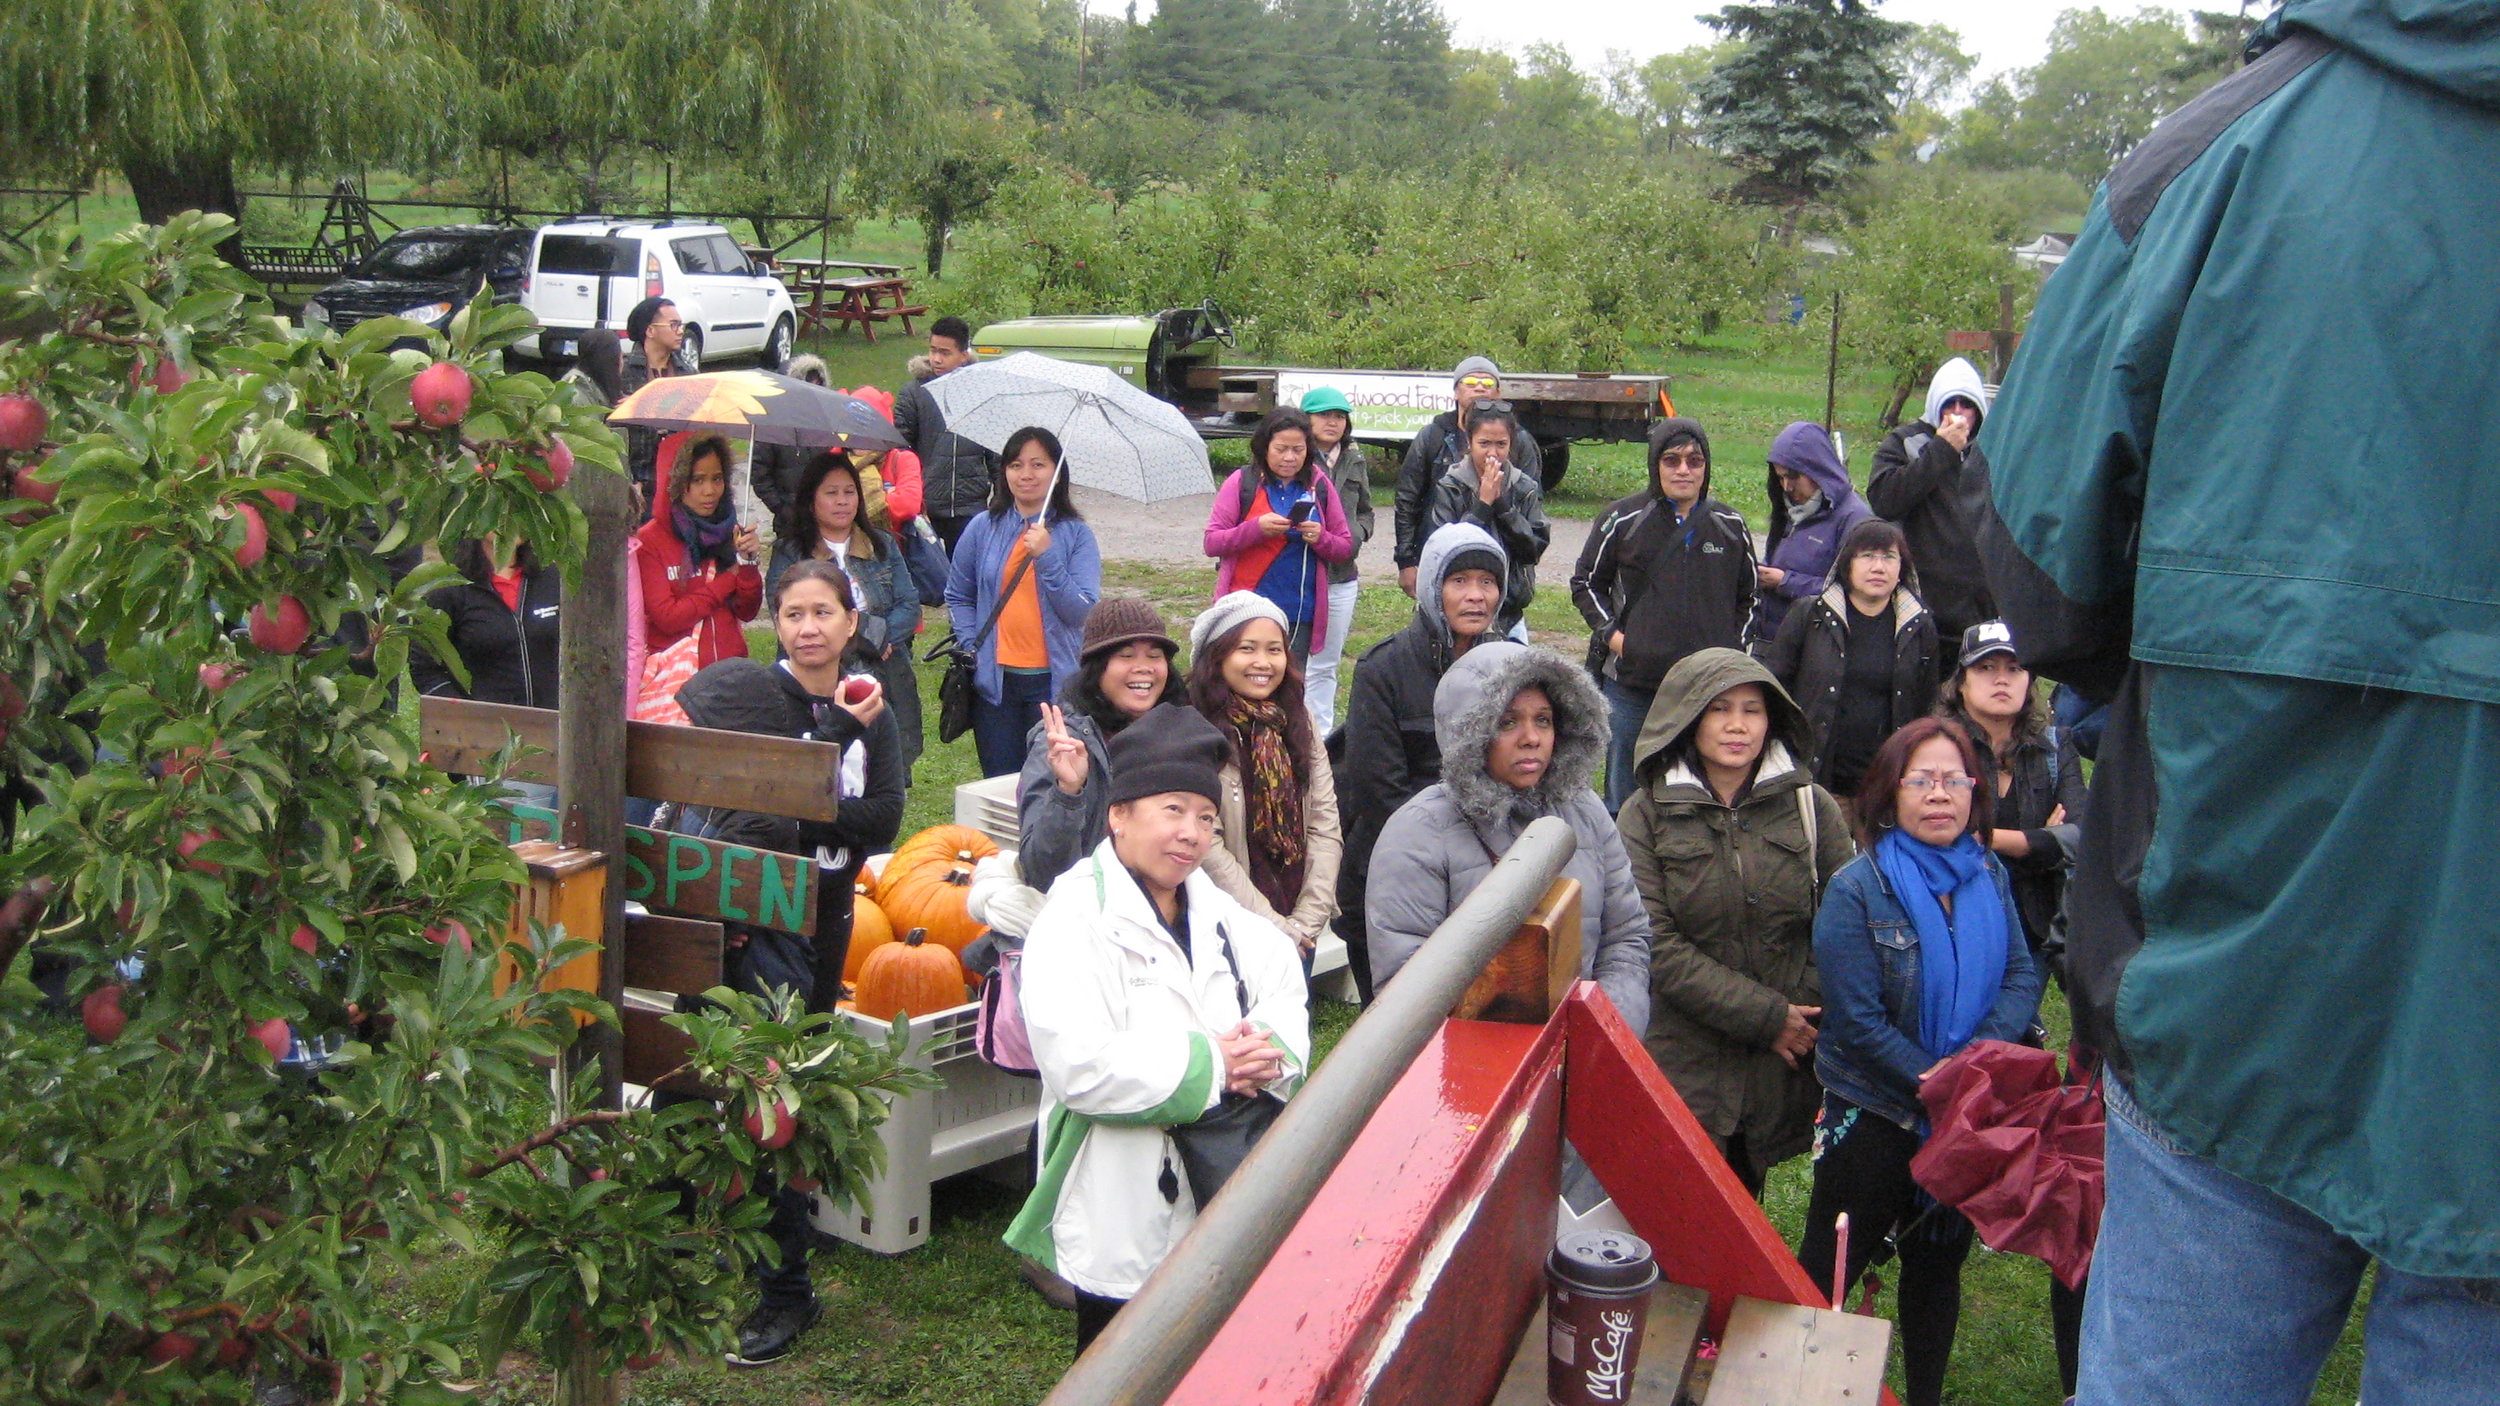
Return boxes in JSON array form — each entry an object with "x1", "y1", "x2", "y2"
[{"x1": 1959, "y1": 620, "x2": 2020, "y2": 668}]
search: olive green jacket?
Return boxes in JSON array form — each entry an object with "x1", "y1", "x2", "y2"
[{"x1": 1617, "y1": 649, "x2": 1853, "y2": 1173}]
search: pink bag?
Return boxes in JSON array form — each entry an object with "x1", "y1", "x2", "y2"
[
  {"x1": 975, "y1": 941, "x2": 1038, "y2": 1078},
  {"x1": 633, "y1": 633, "x2": 703, "y2": 726}
]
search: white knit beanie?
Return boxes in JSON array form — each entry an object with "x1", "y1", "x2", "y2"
[{"x1": 1190, "y1": 590, "x2": 1292, "y2": 660}]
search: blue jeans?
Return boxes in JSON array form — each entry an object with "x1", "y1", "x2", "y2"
[
  {"x1": 1602, "y1": 677, "x2": 1654, "y2": 815},
  {"x1": 2081, "y1": 1080, "x2": 2500, "y2": 1406},
  {"x1": 974, "y1": 669, "x2": 1054, "y2": 778}
]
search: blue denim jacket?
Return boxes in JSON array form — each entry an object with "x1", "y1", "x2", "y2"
[{"x1": 1812, "y1": 845, "x2": 2042, "y2": 1129}]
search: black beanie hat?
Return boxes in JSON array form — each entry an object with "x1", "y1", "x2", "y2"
[{"x1": 1105, "y1": 704, "x2": 1228, "y2": 808}]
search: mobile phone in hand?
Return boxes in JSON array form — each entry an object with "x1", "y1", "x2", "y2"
[{"x1": 1288, "y1": 501, "x2": 1313, "y2": 525}]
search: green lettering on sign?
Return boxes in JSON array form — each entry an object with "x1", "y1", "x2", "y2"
[{"x1": 501, "y1": 805, "x2": 816, "y2": 934}]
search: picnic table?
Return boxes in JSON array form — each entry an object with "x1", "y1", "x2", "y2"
[{"x1": 777, "y1": 257, "x2": 928, "y2": 342}]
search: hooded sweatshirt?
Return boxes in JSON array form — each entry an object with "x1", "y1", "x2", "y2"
[
  {"x1": 1334, "y1": 523, "x2": 1509, "y2": 918},
  {"x1": 1364, "y1": 643, "x2": 1651, "y2": 1031},
  {"x1": 1570, "y1": 418, "x2": 1757, "y2": 694},
  {"x1": 1749, "y1": 422, "x2": 1872, "y2": 645},
  {"x1": 1976, "y1": 0, "x2": 2500, "y2": 1277},
  {"x1": 1868, "y1": 358, "x2": 1996, "y2": 641},
  {"x1": 1616, "y1": 649, "x2": 1855, "y2": 1171}
]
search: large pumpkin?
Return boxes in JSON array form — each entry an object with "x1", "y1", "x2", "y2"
[
  {"x1": 844, "y1": 887, "x2": 895, "y2": 982},
  {"x1": 879, "y1": 825, "x2": 998, "y2": 976},
  {"x1": 853, "y1": 928, "x2": 967, "y2": 1020}
]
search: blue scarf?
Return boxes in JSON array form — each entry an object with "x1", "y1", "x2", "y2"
[
  {"x1": 1873, "y1": 827, "x2": 2008, "y2": 1061},
  {"x1": 673, "y1": 499, "x2": 739, "y2": 571}
]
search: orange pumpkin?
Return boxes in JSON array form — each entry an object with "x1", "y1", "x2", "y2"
[
  {"x1": 879, "y1": 825, "x2": 998, "y2": 977},
  {"x1": 845, "y1": 888, "x2": 896, "y2": 982},
  {"x1": 853, "y1": 928, "x2": 967, "y2": 1020}
]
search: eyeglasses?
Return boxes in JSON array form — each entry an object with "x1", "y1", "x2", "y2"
[
  {"x1": 1457, "y1": 376, "x2": 1499, "y2": 391},
  {"x1": 1657, "y1": 451, "x2": 1707, "y2": 468},
  {"x1": 1899, "y1": 772, "x2": 1977, "y2": 793}
]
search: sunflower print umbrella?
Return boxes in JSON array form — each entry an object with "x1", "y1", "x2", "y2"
[{"x1": 608, "y1": 369, "x2": 907, "y2": 451}]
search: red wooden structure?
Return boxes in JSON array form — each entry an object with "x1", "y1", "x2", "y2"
[{"x1": 1167, "y1": 986, "x2": 1898, "y2": 1406}]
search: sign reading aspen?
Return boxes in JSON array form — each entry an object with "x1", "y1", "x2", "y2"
[{"x1": 503, "y1": 805, "x2": 816, "y2": 935}]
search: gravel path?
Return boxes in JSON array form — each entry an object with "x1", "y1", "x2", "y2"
[{"x1": 1069, "y1": 484, "x2": 1597, "y2": 591}]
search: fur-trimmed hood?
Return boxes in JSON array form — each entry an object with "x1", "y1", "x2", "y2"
[{"x1": 1432, "y1": 642, "x2": 1609, "y2": 830}]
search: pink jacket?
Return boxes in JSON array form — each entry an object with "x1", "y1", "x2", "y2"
[
  {"x1": 624, "y1": 536, "x2": 648, "y2": 708},
  {"x1": 1203, "y1": 467, "x2": 1354, "y2": 650}
]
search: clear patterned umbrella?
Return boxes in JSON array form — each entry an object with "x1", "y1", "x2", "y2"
[{"x1": 926, "y1": 352, "x2": 1212, "y2": 504}]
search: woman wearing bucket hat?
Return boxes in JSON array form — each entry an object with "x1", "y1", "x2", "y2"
[
  {"x1": 1186, "y1": 592, "x2": 1342, "y2": 963},
  {"x1": 1298, "y1": 386, "x2": 1374, "y2": 735},
  {"x1": 1016, "y1": 597, "x2": 1185, "y2": 892}
]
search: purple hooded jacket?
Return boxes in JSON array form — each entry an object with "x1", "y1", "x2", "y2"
[{"x1": 1747, "y1": 421, "x2": 1870, "y2": 645}]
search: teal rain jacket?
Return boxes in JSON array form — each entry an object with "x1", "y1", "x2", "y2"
[{"x1": 1978, "y1": 1, "x2": 2500, "y2": 1278}]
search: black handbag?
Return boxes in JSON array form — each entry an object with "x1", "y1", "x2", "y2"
[
  {"x1": 1163, "y1": 921, "x2": 1284, "y2": 1209},
  {"x1": 933, "y1": 548, "x2": 1035, "y2": 745}
]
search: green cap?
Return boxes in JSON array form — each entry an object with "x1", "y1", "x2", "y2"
[{"x1": 1299, "y1": 386, "x2": 1354, "y2": 416}]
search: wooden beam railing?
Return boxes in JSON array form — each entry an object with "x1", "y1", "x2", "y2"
[
  {"x1": 419, "y1": 696, "x2": 846, "y2": 823},
  {"x1": 1043, "y1": 816, "x2": 1582, "y2": 1406}
]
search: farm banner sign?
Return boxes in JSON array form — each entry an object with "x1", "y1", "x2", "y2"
[
  {"x1": 1274, "y1": 369, "x2": 1458, "y2": 441},
  {"x1": 502, "y1": 804, "x2": 816, "y2": 935}
]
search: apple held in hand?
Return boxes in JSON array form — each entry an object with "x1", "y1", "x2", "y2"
[
  {"x1": 841, "y1": 675, "x2": 877, "y2": 706},
  {"x1": 410, "y1": 361, "x2": 472, "y2": 429}
]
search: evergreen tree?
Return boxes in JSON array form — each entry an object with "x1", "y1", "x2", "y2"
[{"x1": 1695, "y1": 0, "x2": 1911, "y2": 220}]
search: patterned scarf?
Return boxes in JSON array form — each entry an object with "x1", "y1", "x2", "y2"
[
  {"x1": 673, "y1": 497, "x2": 740, "y2": 571},
  {"x1": 1223, "y1": 695, "x2": 1306, "y2": 914}
]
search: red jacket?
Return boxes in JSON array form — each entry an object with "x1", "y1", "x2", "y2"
[{"x1": 635, "y1": 433, "x2": 762, "y2": 667}]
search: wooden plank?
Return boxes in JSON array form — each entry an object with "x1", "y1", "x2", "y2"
[
  {"x1": 419, "y1": 697, "x2": 846, "y2": 824},
  {"x1": 1168, "y1": 1018, "x2": 1563, "y2": 1406},
  {"x1": 622, "y1": 912, "x2": 724, "y2": 997},
  {"x1": 1703, "y1": 1296, "x2": 1889, "y2": 1406},
  {"x1": 502, "y1": 804, "x2": 817, "y2": 936},
  {"x1": 620, "y1": 1004, "x2": 714, "y2": 1095},
  {"x1": 1456, "y1": 876, "x2": 1582, "y2": 1024}
]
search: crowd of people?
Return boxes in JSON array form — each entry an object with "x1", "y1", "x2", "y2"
[{"x1": 428, "y1": 52, "x2": 2497, "y2": 1383}]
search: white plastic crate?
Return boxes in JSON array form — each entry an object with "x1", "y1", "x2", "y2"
[
  {"x1": 809, "y1": 998, "x2": 1040, "y2": 1254},
  {"x1": 952, "y1": 773, "x2": 1022, "y2": 848}
]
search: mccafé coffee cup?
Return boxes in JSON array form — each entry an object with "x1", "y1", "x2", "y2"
[{"x1": 1545, "y1": 1230, "x2": 1660, "y2": 1406}]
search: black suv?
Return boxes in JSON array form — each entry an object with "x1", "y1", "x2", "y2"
[{"x1": 302, "y1": 225, "x2": 531, "y2": 337}]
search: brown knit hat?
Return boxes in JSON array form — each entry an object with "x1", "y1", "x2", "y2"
[{"x1": 1080, "y1": 596, "x2": 1179, "y2": 662}]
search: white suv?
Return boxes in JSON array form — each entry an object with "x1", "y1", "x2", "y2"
[{"x1": 515, "y1": 221, "x2": 798, "y2": 370}]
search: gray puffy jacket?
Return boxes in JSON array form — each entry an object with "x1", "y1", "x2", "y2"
[{"x1": 1364, "y1": 643, "x2": 1651, "y2": 1032}]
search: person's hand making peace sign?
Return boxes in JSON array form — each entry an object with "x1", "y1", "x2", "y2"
[{"x1": 1040, "y1": 703, "x2": 1090, "y2": 795}]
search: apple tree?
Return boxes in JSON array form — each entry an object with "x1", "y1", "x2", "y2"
[{"x1": 0, "y1": 215, "x2": 930, "y2": 1402}]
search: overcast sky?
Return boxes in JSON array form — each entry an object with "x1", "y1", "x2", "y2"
[{"x1": 1120, "y1": 3, "x2": 2186, "y2": 93}]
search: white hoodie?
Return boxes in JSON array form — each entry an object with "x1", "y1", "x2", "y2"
[{"x1": 1003, "y1": 839, "x2": 1310, "y2": 1297}]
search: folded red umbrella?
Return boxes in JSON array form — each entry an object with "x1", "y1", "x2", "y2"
[{"x1": 1910, "y1": 1039, "x2": 2105, "y2": 1289}]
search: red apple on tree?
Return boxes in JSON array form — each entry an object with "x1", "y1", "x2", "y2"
[
  {"x1": 425, "y1": 919, "x2": 473, "y2": 954},
  {"x1": 0, "y1": 394, "x2": 44, "y2": 453},
  {"x1": 82, "y1": 985, "x2": 127, "y2": 1043},
  {"x1": 177, "y1": 828, "x2": 225, "y2": 875},
  {"x1": 744, "y1": 1094, "x2": 799, "y2": 1150},
  {"x1": 261, "y1": 488, "x2": 298, "y2": 514},
  {"x1": 145, "y1": 1331, "x2": 203, "y2": 1367},
  {"x1": 226, "y1": 502, "x2": 268, "y2": 568},
  {"x1": 410, "y1": 361, "x2": 473, "y2": 429},
  {"x1": 524, "y1": 437, "x2": 574, "y2": 492},
  {"x1": 248, "y1": 1017, "x2": 292, "y2": 1061},
  {"x1": 289, "y1": 924, "x2": 319, "y2": 956},
  {"x1": 154, "y1": 358, "x2": 192, "y2": 395},
  {"x1": 7, "y1": 463, "x2": 59, "y2": 519},
  {"x1": 248, "y1": 596, "x2": 312, "y2": 654},
  {"x1": 198, "y1": 661, "x2": 238, "y2": 693}
]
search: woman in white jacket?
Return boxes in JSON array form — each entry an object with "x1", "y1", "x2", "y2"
[{"x1": 1004, "y1": 705, "x2": 1311, "y2": 1352}]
